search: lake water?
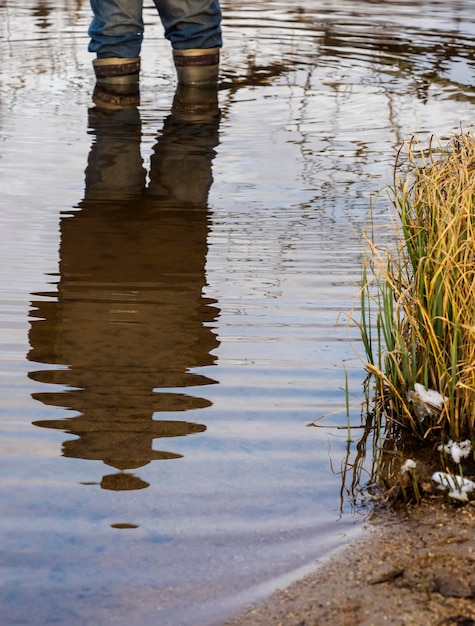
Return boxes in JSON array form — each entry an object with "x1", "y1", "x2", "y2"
[{"x1": 1, "y1": 1, "x2": 475, "y2": 624}]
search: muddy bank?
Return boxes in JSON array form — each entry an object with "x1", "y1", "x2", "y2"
[{"x1": 224, "y1": 500, "x2": 475, "y2": 626}]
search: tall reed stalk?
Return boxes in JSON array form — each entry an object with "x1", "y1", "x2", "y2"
[{"x1": 357, "y1": 130, "x2": 475, "y2": 442}]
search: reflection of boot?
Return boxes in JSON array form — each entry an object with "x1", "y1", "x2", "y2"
[
  {"x1": 173, "y1": 48, "x2": 219, "y2": 86},
  {"x1": 92, "y1": 83, "x2": 140, "y2": 111},
  {"x1": 93, "y1": 57, "x2": 141, "y2": 86},
  {"x1": 172, "y1": 84, "x2": 220, "y2": 122}
]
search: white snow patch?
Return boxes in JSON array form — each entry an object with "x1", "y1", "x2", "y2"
[
  {"x1": 407, "y1": 384, "x2": 448, "y2": 419},
  {"x1": 437, "y1": 439, "x2": 472, "y2": 464},
  {"x1": 412, "y1": 383, "x2": 448, "y2": 409},
  {"x1": 400, "y1": 459, "x2": 417, "y2": 474},
  {"x1": 432, "y1": 471, "x2": 475, "y2": 502}
]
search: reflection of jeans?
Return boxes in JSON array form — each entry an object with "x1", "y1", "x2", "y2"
[
  {"x1": 89, "y1": 0, "x2": 222, "y2": 58},
  {"x1": 28, "y1": 86, "x2": 221, "y2": 488}
]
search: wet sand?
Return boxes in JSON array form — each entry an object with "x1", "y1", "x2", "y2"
[{"x1": 224, "y1": 500, "x2": 475, "y2": 626}]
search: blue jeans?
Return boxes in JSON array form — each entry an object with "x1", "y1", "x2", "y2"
[{"x1": 89, "y1": 0, "x2": 222, "y2": 58}]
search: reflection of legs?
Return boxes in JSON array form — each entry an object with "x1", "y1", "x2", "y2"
[
  {"x1": 148, "y1": 84, "x2": 220, "y2": 206},
  {"x1": 85, "y1": 103, "x2": 146, "y2": 200},
  {"x1": 29, "y1": 92, "x2": 217, "y2": 489}
]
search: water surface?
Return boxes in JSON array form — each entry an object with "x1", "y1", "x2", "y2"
[{"x1": 1, "y1": 1, "x2": 475, "y2": 624}]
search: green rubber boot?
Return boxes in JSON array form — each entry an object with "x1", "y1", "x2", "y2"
[
  {"x1": 93, "y1": 57, "x2": 141, "y2": 86},
  {"x1": 173, "y1": 48, "x2": 220, "y2": 86}
]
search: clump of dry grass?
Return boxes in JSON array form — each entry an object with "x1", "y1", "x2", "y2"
[{"x1": 356, "y1": 129, "x2": 475, "y2": 446}]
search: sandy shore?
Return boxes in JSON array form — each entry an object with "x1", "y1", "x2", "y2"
[{"x1": 224, "y1": 500, "x2": 475, "y2": 626}]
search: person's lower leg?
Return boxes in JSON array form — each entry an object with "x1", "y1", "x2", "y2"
[
  {"x1": 154, "y1": 0, "x2": 222, "y2": 85},
  {"x1": 89, "y1": 0, "x2": 144, "y2": 84}
]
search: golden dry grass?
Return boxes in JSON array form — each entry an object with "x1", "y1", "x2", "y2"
[{"x1": 357, "y1": 130, "x2": 475, "y2": 442}]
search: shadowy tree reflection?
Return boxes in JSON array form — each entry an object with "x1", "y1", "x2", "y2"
[
  {"x1": 28, "y1": 85, "x2": 221, "y2": 490},
  {"x1": 30, "y1": 1, "x2": 53, "y2": 29}
]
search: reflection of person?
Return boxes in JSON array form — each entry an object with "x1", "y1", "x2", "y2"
[
  {"x1": 89, "y1": 0, "x2": 222, "y2": 87},
  {"x1": 28, "y1": 85, "x2": 221, "y2": 490}
]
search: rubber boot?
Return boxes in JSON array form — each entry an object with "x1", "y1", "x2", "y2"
[
  {"x1": 93, "y1": 57, "x2": 141, "y2": 86},
  {"x1": 173, "y1": 48, "x2": 220, "y2": 86}
]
